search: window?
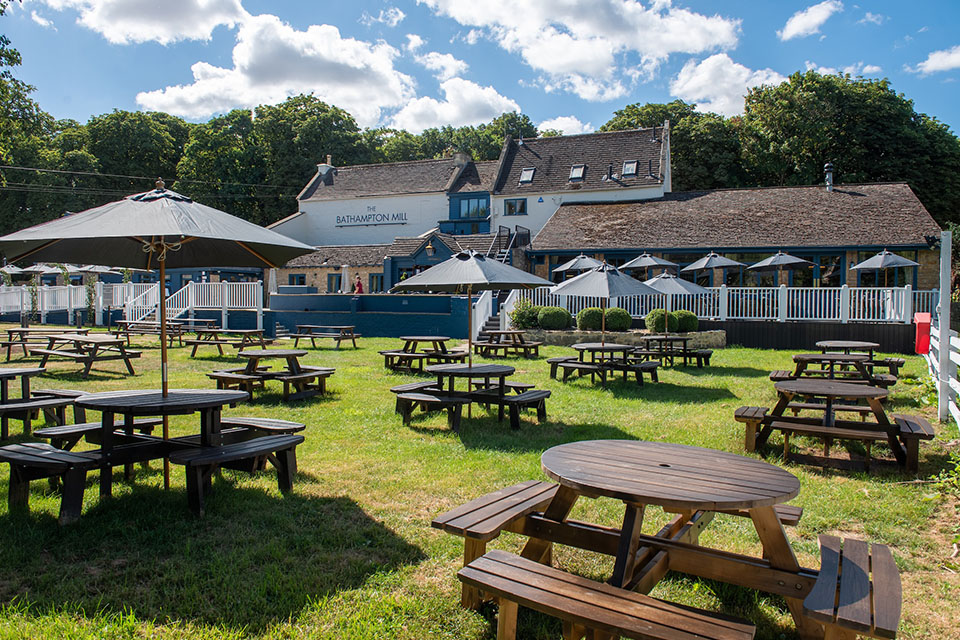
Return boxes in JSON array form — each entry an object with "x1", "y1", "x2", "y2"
[
  {"x1": 288, "y1": 274, "x2": 306, "y2": 285},
  {"x1": 622, "y1": 160, "x2": 638, "y2": 177},
  {"x1": 504, "y1": 198, "x2": 527, "y2": 216},
  {"x1": 369, "y1": 274, "x2": 384, "y2": 293},
  {"x1": 459, "y1": 197, "x2": 488, "y2": 218},
  {"x1": 327, "y1": 273, "x2": 342, "y2": 292},
  {"x1": 519, "y1": 167, "x2": 535, "y2": 183},
  {"x1": 569, "y1": 164, "x2": 585, "y2": 181}
]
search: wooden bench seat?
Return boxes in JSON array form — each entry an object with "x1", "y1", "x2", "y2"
[
  {"x1": 696, "y1": 348, "x2": 714, "y2": 367},
  {"x1": 32, "y1": 388, "x2": 89, "y2": 422},
  {"x1": 34, "y1": 418, "x2": 161, "y2": 450},
  {"x1": 459, "y1": 549, "x2": 756, "y2": 640},
  {"x1": 396, "y1": 393, "x2": 469, "y2": 431},
  {"x1": 605, "y1": 360, "x2": 660, "y2": 386},
  {"x1": 183, "y1": 338, "x2": 233, "y2": 356},
  {"x1": 501, "y1": 389, "x2": 551, "y2": 429},
  {"x1": 219, "y1": 417, "x2": 305, "y2": 434},
  {"x1": 716, "y1": 503, "x2": 804, "y2": 527},
  {"x1": 769, "y1": 370, "x2": 794, "y2": 382},
  {"x1": 292, "y1": 333, "x2": 360, "y2": 349},
  {"x1": 0, "y1": 442, "x2": 101, "y2": 524},
  {"x1": 804, "y1": 535, "x2": 901, "y2": 639},
  {"x1": 473, "y1": 342, "x2": 542, "y2": 358},
  {"x1": 0, "y1": 396, "x2": 71, "y2": 438},
  {"x1": 278, "y1": 368, "x2": 334, "y2": 401},
  {"x1": 169, "y1": 434, "x2": 304, "y2": 516},
  {"x1": 546, "y1": 356, "x2": 576, "y2": 379},
  {"x1": 206, "y1": 370, "x2": 265, "y2": 394},
  {"x1": 558, "y1": 360, "x2": 606, "y2": 384},
  {"x1": 734, "y1": 406, "x2": 768, "y2": 452},
  {"x1": 770, "y1": 419, "x2": 930, "y2": 470},
  {"x1": 432, "y1": 479, "x2": 560, "y2": 608},
  {"x1": 382, "y1": 351, "x2": 429, "y2": 372},
  {"x1": 787, "y1": 401, "x2": 873, "y2": 417}
]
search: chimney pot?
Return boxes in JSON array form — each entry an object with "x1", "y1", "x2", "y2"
[
  {"x1": 326, "y1": 154, "x2": 332, "y2": 165},
  {"x1": 824, "y1": 162, "x2": 834, "y2": 192}
]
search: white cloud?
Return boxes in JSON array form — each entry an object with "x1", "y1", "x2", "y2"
[
  {"x1": 418, "y1": 0, "x2": 740, "y2": 101},
  {"x1": 136, "y1": 14, "x2": 416, "y2": 126},
  {"x1": 37, "y1": 0, "x2": 247, "y2": 44},
  {"x1": 389, "y1": 78, "x2": 519, "y2": 133},
  {"x1": 404, "y1": 33, "x2": 425, "y2": 51},
  {"x1": 777, "y1": 1, "x2": 843, "y2": 41},
  {"x1": 671, "y1": 54, "x2": 786, "y2": 117},
  {"x1": 30, "y1": 10, "x2": 55, "y2": 29},
  {"x1": 843, "y1": 61, "x2": 882, "y2": 75},
  {"x1": 537, "y1": 116, "x2": 593, "y2": 135},
  {"x1": 359, "y1": 7, "x2": 405, "y2": 28},
  {"x1": 414, "y1": 51, "x2": 468, "y2": 81},
  {"x1": 858, "y1": 12, "x2": 884, "y2": 25},
  {"x1": 805, "y1": 60, "x2": 837, "y2": 75},
  {"x1": 907, "y1": 45, "x2": 960, "y2": 74}
]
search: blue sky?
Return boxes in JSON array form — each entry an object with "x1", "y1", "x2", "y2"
[{"x1": 5, "y1": 0, "x2": 960, "y2": 134}]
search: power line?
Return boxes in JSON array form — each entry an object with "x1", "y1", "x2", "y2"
[{"x1": 0, "y1": 164, "x2": 305, "y2": 190}]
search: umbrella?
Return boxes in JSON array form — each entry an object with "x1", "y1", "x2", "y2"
[
  {"x1": 0, "y1": 178, "x2": 314, "y2": 487},
  {"x1": 390, "y1": 250, "x2": 551, "y2": 366},
  {"x1": 851, "y1": 249, "x2": 919, "y2": 286},
  {"x1": 620, "y1": 252, "x2": 678, "y2": 278},
  {"x1": 748, "y1": 251, "x2": 813, "y2": 285},
  {"x1": 680, "y1": 252, "x2": 746, "y2": 273},
  {"x1": 0, "y1": 265, "x2": 23, "y2": 275},
  {"x1": 643, "y1": 272, "x2": 712, "y2": 295},
  {"x1": 550, "y1": 263, "x2": 659, "y2": 345},
  {"x1": 80, "y1": 264, "x2": 123, "y2": 275},
  {"x1": 20, "y1": 263, "x2": 61, "y2": 275},
  {"x1": 552, "y1": 254, "x2": 603, "y2": 274}
]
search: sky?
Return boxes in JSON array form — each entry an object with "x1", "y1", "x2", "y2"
[{"x1": 4, "y1": 0, "x2": 960, "y2": 135}]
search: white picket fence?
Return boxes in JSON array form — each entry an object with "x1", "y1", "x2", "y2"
[
  {"x1": 926, "y1": 322, "x2": 960, "y2": 426},
  {"x1": 511, "y1": 284, "x2": 936, "y2": 324}
]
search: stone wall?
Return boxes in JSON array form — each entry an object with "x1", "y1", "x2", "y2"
[{"x1": 521, "y1": 328, "x2": 726, "y2": 349}]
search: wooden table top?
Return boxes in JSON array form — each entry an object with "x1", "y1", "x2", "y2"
[
  {"x1": 399, "y1": 335, "x2": 450, "y2": 342},
  {"x1": 644, "y1": 334, "x2": 692, "y2": 341},
  {"x1": 816, "y1": 340, "x2": 880, "y2": 350},
  {"x1": 571, "y1": 342, "x2": 632, "y2": 351},
  {"x1": 75, "y1": 388, "x2": 249, "y2": 414},
  {"x1": 774, "y1": 378, "x2": 888, "y2": 400},
  {"x1": 0, "y1": 366, "x2": 45, "y2": 379},
  {"x1": 541, "y1": 440, "x2": 800, "y2": 511},
  {"x1": 197, "y1": 328, "x2": 263, "y2": 335},
  {"x1": 116, "y1": 320, "x2": 183, "y2": 326},
  {"x1": 238, "y1": 349, "x2": 306, "y2": 359},
  {"x1": 486, "y1": 329, "x2": 525, "y2": 335},
  {"x1": 47, "y1": 333, "x2": 123, "y2": 345},
  {"x1": 297, "y1": 324, "x2": 355, "y2": 331},
  {"x1": 426, "y1": 363, "x2": 515, "y2": 377},
  {"x1": 793, "y1": 353, "x2": 870, "y2": 363},
  {"x1": 7, "y1": 327, "x2": 89, "y2": 334}
]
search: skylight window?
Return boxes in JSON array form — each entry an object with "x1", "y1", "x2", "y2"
[
  {"x1": 519, "y1": 167, "x2": 535, "y2": 184},
  {"x1": 569, "y1": 164, "x2": 585, "y2": 181},
  {"x1": 622, "y1": 160, "x2": 638, "y2": 177}
]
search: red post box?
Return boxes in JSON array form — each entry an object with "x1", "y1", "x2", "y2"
[{"x1": 914, "y1": 312, "x2": 931, "y2": 354}]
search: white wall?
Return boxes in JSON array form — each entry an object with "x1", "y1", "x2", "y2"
[
  {"x1": 490, "y1": 184, "x2": 664, "y2": 236},
  {"x1": 272, "y1": 193, "x2": 449, "y2": 246}
]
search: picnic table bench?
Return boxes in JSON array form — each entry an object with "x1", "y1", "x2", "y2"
[
  {"x1": 232, "y1": 349, "x2": 334, "y2": 401},
  {"x1": 32, "y1": 333, "x2": 141, "y2": 378},
  {"x1": 556, "y1": 343, "x2": 660, "y2": 386},
  {"x1": 292, "y1": 325, "x2": 360, "y2": 349},
  {"x1": 185, "y1": 328, "x2": 271, "y2": 356},
  {"x1": 635, "y1": 334, "x2": 712, "y2": 367},
  {"x1": 3, "y1": 327, "x2": 90, "y2": 361},
  {"x1": 472, "y1": 330, "x2": 542, "y2": 359},
  {"x1": 0, "y1": 441, "x2": 101, "y2": 524},
  {"x1": 381, "y1": 336, "x2": 467, "y2": 372},
  {"x1": 112, "y1": 320, "x2": 185, "y2": 346}
]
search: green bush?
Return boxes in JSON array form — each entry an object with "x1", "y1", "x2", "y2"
[
  {"x1": 537, "y1": 306, "x2": 572, "y2": 330},
  {"x1": 644, "y1": 308, "x2": 678, "y2": 332},
  {"x1": 604, "y1": 307, "x2": 632, "y2": 331},
  {"x1": 576, "y1": 307, "x2": 604, "y2": 331},
  {"x1": 673, "y1": 309, "x2": 699, "y2": 332},
  {"x1": 508, "y1": 297, "x2": 541, "y2": 329}
]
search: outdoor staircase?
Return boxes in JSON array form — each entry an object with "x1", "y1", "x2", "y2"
[
  {"x1": 477, "y1": 314, "x2": 501, "y2": 341},
  {"x1": 274, "y1": 322, "x2": 290, "y2": 339}
]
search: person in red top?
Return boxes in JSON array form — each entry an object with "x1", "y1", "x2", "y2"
[{"x1": 354, "y1": 274, "x2": 364, "y2": 294}]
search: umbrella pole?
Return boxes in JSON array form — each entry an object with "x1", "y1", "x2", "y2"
[
  {"x1": 159, "y1": 259, "x2": 170, "y2": 490},
  {"x1": 601, "y1": 299, "x2": 606, "y2": 347},
  {"x1": 467, "y1": 284, "x2": 473, "y2": 369}
]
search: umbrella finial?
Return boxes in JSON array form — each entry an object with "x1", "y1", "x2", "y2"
[{"x1": 155, "y1": 177, "x2": 165, "y2": 190}]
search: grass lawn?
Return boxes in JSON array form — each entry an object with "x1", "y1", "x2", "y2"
[{"x1": 0, "y1": 327, "x2": 957, "y2": 639}]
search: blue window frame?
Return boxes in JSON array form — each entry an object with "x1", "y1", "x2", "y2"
[
  {"x1": 504, "y1": 198, "x2": 527, "y2": 216},
  {"x1": 327, "y1": 273, "x2": 342, "y2": 292},
  {"x1": 288, "y1": 273, "x2": 305, "y2": 285},
  {"x1": 459, "y1": 197, "x2": 488, "y2": 218}
]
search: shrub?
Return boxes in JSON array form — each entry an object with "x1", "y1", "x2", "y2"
[
  {"x1": 509, "y1": 297, "x2": 541, "y2": 329},
  {"x1": 673, "y1": 309, "x2": 699, "y2": 332},
  {"x1": 576, "y1": 307, "x2": 604, "y2": 331},
  {"x1": 538, "y1": 306, "x2": 572, "y2": 330},
  {"x1": 644, "y1": 308, "x2": 678, "y2": 332},
  {"x1": 604, "y1": 307, "x2": 632, "y2": 331}
]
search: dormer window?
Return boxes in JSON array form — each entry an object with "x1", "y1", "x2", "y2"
[
  {"x1": 569, "y1": 164, "x2": 585, "y2": 181},
  {"x1": 519, "y1": 167, "x2": 535, "y2": 184},
  {"x1": 622, "y1": 160, "x2": 638, "y2": 177}
]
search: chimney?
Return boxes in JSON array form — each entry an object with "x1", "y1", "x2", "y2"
[
  {"x1": 316, "y1": 161, "x2": 337, "y2": 186},
  {"x1": 824, "y1": 162, "x2": 834, "y2": 192},
  {"x1": 326, "y1": 154, "x2": 332, "y2": 165},
  {"x1": 452, "y1": 151, "x2": 471, "y2": 167}
]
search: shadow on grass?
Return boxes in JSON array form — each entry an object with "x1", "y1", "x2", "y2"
[
  {"x1": 679, "y1": 365, "x2": 771, "y2": 379},
  {"x1": 34, "y1": 369, "x2": 137, "y2": 384},
  {"x1": 608, "y1": 382, "x2": 737, "y2": 403},
  {"x1": 0, "y1": 474, "x2": 424, "y2": 632},
  {"x1": 452, "y1": 419, "x2": 637, "y2": 453}
]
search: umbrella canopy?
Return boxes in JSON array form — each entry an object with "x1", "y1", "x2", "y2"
[
  {"x1": 0, "y1": 264, "x2": 23, "y2": 275},
  {"x1": 748, "y1": 251, "x2": 814, "y2": 271},
  {"x1": 80, "y1": 264, "x2": 123, "y2": 275},
  {"x1": 390, "y1": 250, "x2": 552, "y2": 366},
  {"x1": 850, "y1": 249, "x2": 919, "y2": 271},
  {"x1": 681, "y1": 252, "x2": 746, "y2": 273},
  {"x1": 20, "y1": 263, "x2": 61, "y2": 275},
  {"x1": 620, "y1": 253, "x2": 678, "y2": 272},
  {"x1": 552, "y1": 254, "x2": 603, "y2": 273},
  {"x1": 0, "y1": 181, "x2": 314, "y2": 489},
  {"x1": 643, "y1": 272, "x2": 712, "y2": 295}
]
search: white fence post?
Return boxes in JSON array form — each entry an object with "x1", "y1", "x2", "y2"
[
  {"x1": 718, "y1": 284, "x2": 728, "y2": 321},
  {"x1": 902, "y1": 285, "x2": 913, "y2": 324},
  {"x1": 256, "y1": 281, "x2": 263, "y2": 330},
  {"x1": 777, "y1": 284, "x2": 787, "y2": 322},
  {"x1": 839, "y1": 284, "x2": 850, "y2": 324},
  {"x1": 40, "y1": 286, "x2": 47, "y2": 324},
  {"x1": 95, "y1": 281, "x2": 103, "y2": 326},
  {"x1": 188, "y1": 282, "x2": 195, "y2": 321},
  {"x1": 221, "y1": 280, "x2": 229, "y2": 330},
  {"x1": 938, "y1": 230, "x2": 952, "y2": 422}
]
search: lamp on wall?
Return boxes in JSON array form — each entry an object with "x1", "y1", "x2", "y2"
[{"x1": 425, "y1": 240, "x2": 435, "y2": 257}]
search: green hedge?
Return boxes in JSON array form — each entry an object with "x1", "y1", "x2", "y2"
[
  {"x1": 576, "y1": 307, "x2": 604, "y2": 331},
  {"x1": 538, "y1": 306, "x2": 572, "y2": 329},
  {"x1": 509, "y1": 297, "x2": 541, "y2": 329},
  {"x1": 644, "y1": 308, "x2": 679, "y2": 332},
  {"x1": 604, "y1": 307, "x2": 632, "y2": 331},
  {"x1": 673, "y1": 309, "x2": 699, "y2": 332}
]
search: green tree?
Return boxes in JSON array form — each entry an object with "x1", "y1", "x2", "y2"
[{"x1": 86, "y1": 110, "x2": 190, "y2": 191}]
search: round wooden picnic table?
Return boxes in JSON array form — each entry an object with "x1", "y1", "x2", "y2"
[
  {"x1": 399, "y1": 336, "x2": 451, "y2": 353},
  {"x1": 237, "y1": 349, "x2": 308, "y2": 375},
  {"x1": 774, "y1": 378, "x2": 887, "y2": 428},
  {"x1": 0, "y1": 366, "x2": 45, "y2": 403},
  {"x1": 425, "y1": 363, "x2": 515, "y2": 422},
  {"x1": 815, "y1": 340, "x2": 879, "y2": 356},
  {"x1": 571, "y1": 342, "x2": 632, "y2": 363}
]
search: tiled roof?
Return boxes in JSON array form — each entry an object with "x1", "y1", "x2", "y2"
[
  {"x1": 283, "y1": 244, "x2": 390, "y2": 268},
  {"x1": 299, "y1": 158, "x2": 460, "y2": 201},
  {"x1": 493, "y1": 128, "x2": 664, "y2": 196},
  {"x1": 384, "y1": 232, "x2": 497, "y2": 257},
  {"x1": 451, "y1": 160, "x2": 498, "y2": 193},
  {"x1": 531, "y1": 183, "x2": 941, "y2": 252}
]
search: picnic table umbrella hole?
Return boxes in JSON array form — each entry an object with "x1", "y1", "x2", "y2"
[
  {"x1": 390, "y1": 250, "x2": 552, "y2": 367},
  {"x1": 0, "y1": 178, "x2": 314, "y2": 487},
  {"x1": 851, "y1": 249, "x2": 920, "y2": 286}
]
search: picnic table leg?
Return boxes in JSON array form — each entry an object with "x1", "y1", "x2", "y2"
[
  {"x1": 610, "y1": 503, "x2": 646, "y2": 587},
  {"x1": 520, "y1": 484, "x2": 578, "y2": 564},
  {"x1": 122, "y1": 414, "x2": 135, "y2": 480},
  {"x1": 867, "y1": 397, "x2": 906, "y2": 467},
  {"x1": 100, "y1": 411, "x2": 115, "y2": 498},
  {"x1": 120, "y1": 346, "x2": 136, "y2": 375}
]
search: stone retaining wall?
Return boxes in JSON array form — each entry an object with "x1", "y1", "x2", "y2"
[{"x1": 521, "y1": 329, "x2": 726, "y2": 349}]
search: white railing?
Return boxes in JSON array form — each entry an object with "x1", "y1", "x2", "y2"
[
  {"x1": 926, "y1": 322, "x2": 960, "y2": 426},
  {"x1": 125, "y1": 283, "x2": 160, "y2": 322},
  {"x1": 516, "y1": 285, "x2": 936, "y2": 324},
  {"x1": 472, "y1": 290, "x2": 492, "y2": 341},
  {"x1": 500, "y1": 289, "x2": 520, "y2": 330}
]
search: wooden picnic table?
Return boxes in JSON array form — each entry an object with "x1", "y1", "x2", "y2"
[
  {"x1": 400, "y1": 335, "x2": 451, "y2": 353},
  {"x1": 233, "y1": 349, "x2": 333, "y2": 401},
  {"x1": 112, "y1": 320, "x2": 185, "y2": 346},
  {"x1": 792, "y1": 352, "x2": 885, "y2": 385},
  {"x1": 4, "y1": 327, "x2": 89, "y2": 361},
  {"x1": 293, "y1": 325, "x2": 359, "y2": 349},
  {"x1": 639, "y1": 334, "x2": 695, "y2": 366},
  {"x1": 425, "y1": 363, "x2": 515, "y2": 422},
  {"x1": 382, "y1": 336, "x2": 466, "y2": 371},
  {"x1": 473, "y1": 330, "x2": 541, "y2": 358},
  {"x1": 75, "y1": 388, "x2": 249, "y2": 498},
  {"x1": 0, "y1": 366, "x2": 69, "y2": 438},
  {"x1": 32, "y1": 333, "x2": 140, "y2": 378},
  {"x1": 816, "y1": 340, "x2": 879, "y2": 357},
  {"x1": 186, "y1": 328, "x2": 269, "y2": 356},
  {"x1": 513, "y1": 439, "x2": 821, "y2": 636}
]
